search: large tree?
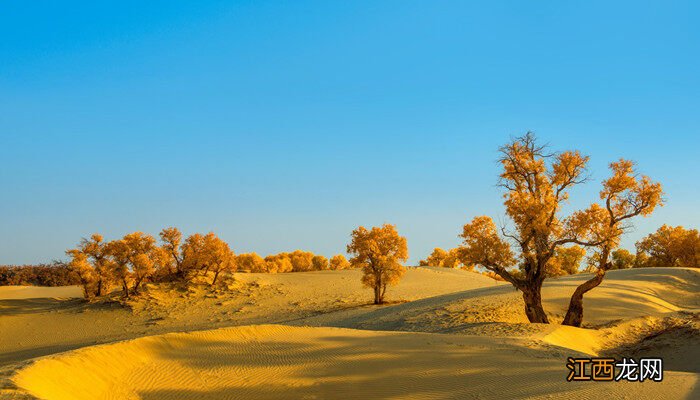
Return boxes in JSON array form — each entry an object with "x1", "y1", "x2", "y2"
[
  {"x1": 347, "y1": 224, "x2": 408, "y2": 304},
  {"x1": 459, "y1": 134, "x2": 662, "y2": 325}
]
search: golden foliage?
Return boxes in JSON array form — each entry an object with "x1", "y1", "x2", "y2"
[
  {"x1": 636, "y1": 225, "x2": 699, "y2": 268},
  {"x1": 237, "y1": 253, "x2": 267, "y2": 273},
  {"x1": 311, "y1": 255, "x2": 329, "y2": 271},
  {"x1": 329, "y1": 254, "x2": 351, "y2": 270},
  {"x1": 346, "y1": 224, "x2": 408, "y2": 304},
  {"x1": 610, "y1": 249, "x2": 635, "y2": 269},
  {"x1": 458, "y1": 134, "x2": 664, "y2": 325},
  {"x1": 458, "y1": 216, "x2": 516, "y2": 282},
  {"x1": 419, "y1": 247, "x2": 471, "y2": 269},
  {"x1": 547, "y1": 245, "x2": 586, "y2": 276}
]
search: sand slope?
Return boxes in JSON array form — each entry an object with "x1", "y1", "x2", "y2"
[
  {"x1": 11, "y1": 325, "x2": 698, "y2": 400},
  {"x1": 2, "y1": 267, "x2": 699, "y2": 399},
  {"x1": 0, "y1": 267, "x2": 499, "y2": 367}
]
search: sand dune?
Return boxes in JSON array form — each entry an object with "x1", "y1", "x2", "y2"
[
  {"x1": 1, "y1": 267, "x2": 698, "y2": 399},
  {"x1": 0, "y1": 267, "x2": 499, "y2": 367},
  {"x1": 10, "y1": 325, "x2": 698, "y2": 400}
]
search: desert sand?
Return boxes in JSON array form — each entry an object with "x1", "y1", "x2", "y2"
[{"x1": 1, "y1": 267, "x2": 698, "y2": 399}]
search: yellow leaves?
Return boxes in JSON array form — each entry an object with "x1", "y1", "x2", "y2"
[
  {"x1": 311, "y1": 255, "x2": 329, "y2": 270},
  {"x1": 636, "y1": 225, "x2": 699, "y2": 268},
  {"x1": 418, "y1": 247, "x2": 466, "y2": 269},
  {"x1": 237, "y1": 253, "x2": 267, "y2": 272},
  {"x1": 329, "y1": 254, "x2": 350, "y2": 270},
  {"x1": 347, "y1": 224, "x2": 408, "y2": 303},
  {"x1": 458, "y1": 216, "x2": 515, "y2": 269},
  {"x1": 601, "y1": 159, "x2": 663, "y2": 219},
  {"x1": 551, "y1": 150, "x2": 589, "y2": 193},
  {"x1": 547, "y1": 245, "x2": 586, "y2": 276}
]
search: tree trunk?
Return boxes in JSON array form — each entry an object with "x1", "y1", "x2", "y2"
[
  {"x1": 212, "y1": 270, "x2": 220, "y2": 285},
  {"x1": 374, "y1": 284, "x2": 382, "y2": 304},
  {"x1": 522, "y1": 285, "x2": 549, "y2": 323},
  {"x1": 562, "y1": 269, "x2": 607, "y2": 327},
  {"x1": 122, "y1": 279, "x2": 130, "y2": 299}
]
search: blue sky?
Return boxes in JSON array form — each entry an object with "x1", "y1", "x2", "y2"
[{"x1": 1, "y1": 1, "x2": 698, "y2": 265}]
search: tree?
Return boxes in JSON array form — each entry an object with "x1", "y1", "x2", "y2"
[
  {"x1": 347, "y1": 224, "x2": 408, "y2": 304},
  {"x1": 329, "y1": 254, "x2": 350, "y2": 270},
  {"x1": 547, "y1": 245, "x2": 586, "y2": 276},
  {"x1": 458, "y1": 134, "x2": 662, "y2": 325},
  {"x1": 420, "y1": 248, "x2": 468, "y2": 269},
  {"x1": 121, "y1": 232, "x2": 161, "y2": 293},
  {"x1": 561, "y1": 159, "x2": 663, "y2": 326},
  {"x1": 105, "y1": 239, "x2": 132, "y2": 297},
  {"x1": 636, "y1": 225, "x2": 699, "y2": 268},
  {"x1": 179, "y1": 232, "x2": 234, "y2": 284},
  {"x1": 237, "y1": 253, "x2": 267, "y2": 272},
  {"x1": 419, "y1": 248, "x2": 449, "y2": 266},
  {"x1": 66, "y1": 249, "x2": 97, "y2": 299},
  {"x1": 201, "y1": 234, "x2": 235, "y2": 284},
  {"x1": 459, "y1": 134, "x2": 590, "y2": 323},
  {"x1": 289, "y1": 250, "x2": 315, "y2": 272},
  {"x1": 159, "y1": 227, "x2": 184, "y2": 279},
  {"x1": 311, "y1": 255, "x2": 329, "y2": 270},
  {"x1": 264, "y1": 254, "x2": 293, "y2": 273},
  {"x1": 77, "y1": 234, "x2": 112, "y2": 296},
  {"x1": 611, "y1": 249, "x2": 635, "y2": 270}
]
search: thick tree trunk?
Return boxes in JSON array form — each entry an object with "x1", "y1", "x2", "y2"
[
  {"x1": 122, "y1": 279, "x2": 130, "y2": 299},
  {"x1": 522, "y1": 285, "x2": 549, "y2": 323},
  {"x1": 96, "y1": 277, "x2": 103, "y2": 297},
  {"x1": 562, "y1": 269, "x2": 607, "y2": 327},
  {"x1": 374, "y1": 284, "x2": 382, "y2": 304}
]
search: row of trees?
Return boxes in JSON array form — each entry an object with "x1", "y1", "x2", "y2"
[
  {"x1": 236, "y1": 251, "x2": 352, "y2": 273},
  {"x1": 65, "y1": 229, "x2": 234, "y2": 299},
  {"x1": 419, "y1": 224, "x2": 698, "y2": 274},
  {"x1": 65, "y1": 227, "x2": 355, "y2": 300},
  {"x1": 0, "y1": 263, "x2": 80, "y2": 286}
]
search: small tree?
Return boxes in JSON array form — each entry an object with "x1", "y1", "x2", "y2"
[
  {"x1": 65, "y1": 250, "x2": 97, "y2": 299},
  {"x1": 347, "y1": 224, "x2": 408, "y2": 305},
  {"x1": 329, "y1": 254, "x2": 350, "y2": 270},
  {"x1": 122, "y1": 232, "x2": 161, "y2": 293},
  {"x1": 264, "y1": 254, "x2": 293, "y2": 273},
  {"x1": 420, "y1": 248, "x2": 449, "y2": 266},
  {"x1": 237, "y1": 253, "x2": 267, "y2": 272},
  {"x1": 203, "y1": 234, "x2": 235, "y2": 285},
  {"x1": 77, "y1": 234, "x2": 112, "y2": 296},
  {"x1": 105, "y1": 239, "x2": 132, "y2": 297},
  {"x1": 159, "y1": 227, "x2": 184, "y2": 279},
  {"x1": 289, "y1": 250, "x2": 315, "y2": 272},
  {"x1": 311, "y1": 255, "x2": 329, "y2": 270},
  {"x1": 611, "y1": 249, "x2": 635, "y2": 270}
]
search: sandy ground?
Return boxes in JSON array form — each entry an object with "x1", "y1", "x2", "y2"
[{"x1": 1, "y1": 267, "x2": 698, "y2": 399}]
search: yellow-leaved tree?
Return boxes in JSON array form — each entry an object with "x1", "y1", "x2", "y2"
[
  {"x1": 180, "y1": 232, "x2": 235, "y2": 285},
  {"x1": 346, "y1": 224, "x2": 408, "y2": 304},
  {"x1": 459, "y1": 134, "x2": 663, "y2": 325},
  {"x1": 65, "y1": 249, "x2": 97, "y2": 299},
  {"x1": 329, "y1": 254, "x2": 350, "y2": 270},
  {"x1": 636, "y1": 225, "x2": 699, "y2": 268}
]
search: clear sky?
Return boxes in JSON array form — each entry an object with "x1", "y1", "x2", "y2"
[{"x1": 1, "y1": 1, "x2": 698, "y2": 265}]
